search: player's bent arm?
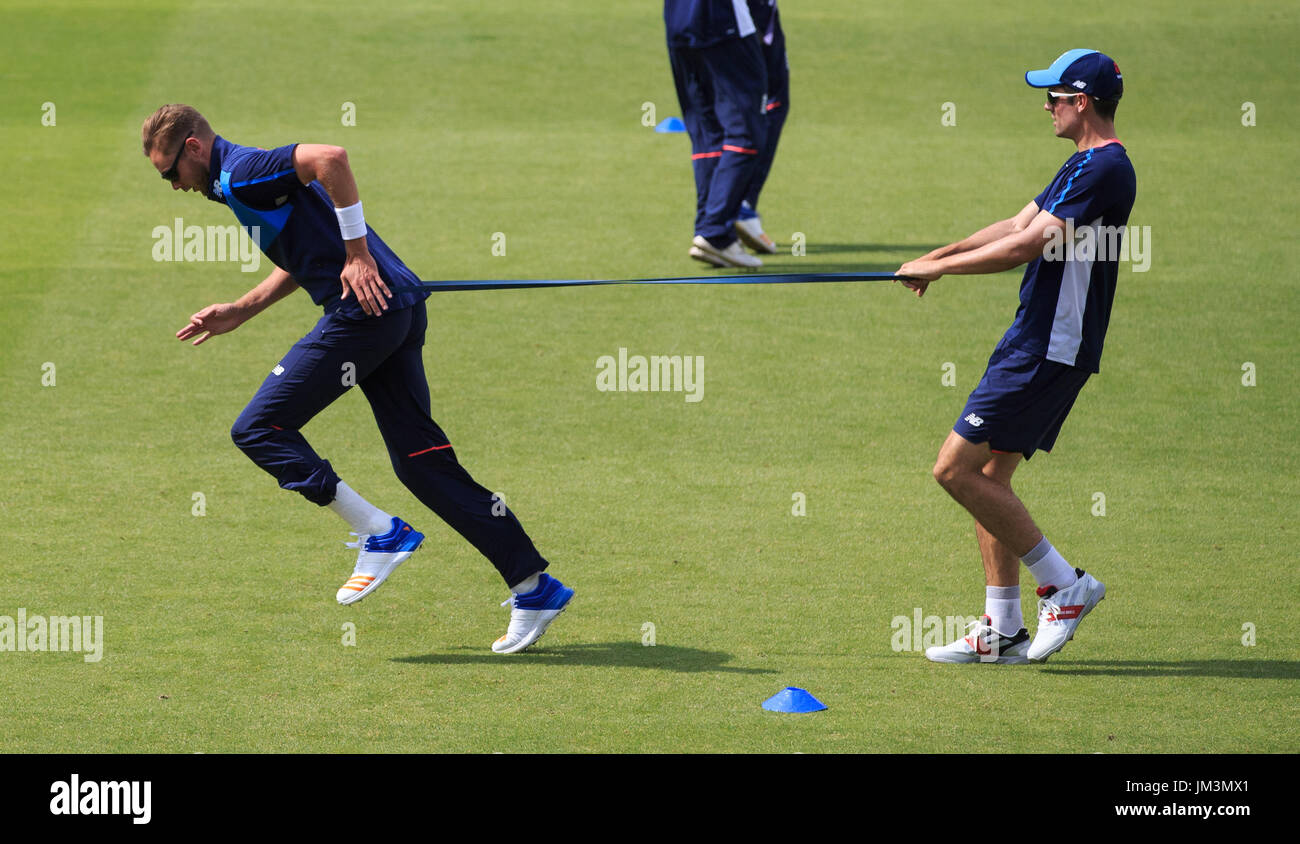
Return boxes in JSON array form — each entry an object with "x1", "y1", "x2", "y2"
[
  {"x1": 233, "y1": 266, "x2": 299, "y2": 319},
  {"x1": 935, "y1": 209, "x2": 1065, "y2": 276},
  {"x1": 919, "y1": 201, "x2": 1040, "y2": 261},
  {"x1": 176, "y1": 268, "x2": 300, "y2": 346},
  {"x1": 293, "y1": 144, "x2": 361, "y2": 211},
  {"x1": 291, "y1": 143, "x2": 391, "y2": 316}
]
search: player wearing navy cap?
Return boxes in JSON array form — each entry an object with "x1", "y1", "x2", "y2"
[
  {"x1": 141, "y1": 105, "x2": 573, "y2": 654},
  {"x1": 897, "y1": 50, "x2": 1135, "y2": 664}
]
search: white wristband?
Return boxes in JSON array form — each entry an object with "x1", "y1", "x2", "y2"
[{"x1": 335, "y1": 201, "x2": 366, "y2": 241}]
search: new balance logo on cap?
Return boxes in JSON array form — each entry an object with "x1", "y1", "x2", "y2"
[{"x1": 964, "y1": 413, "x2": 984, "y2": 427}]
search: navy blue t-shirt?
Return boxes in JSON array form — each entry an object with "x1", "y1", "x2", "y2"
[
  {"x1": 999, "y1": 140, "x2": 1136, "y2": 373},
  {"x1": 664, "y1": 0, "x2": 756, "y2": 48},
  {"x1": 203, "y1": 136, "x2": 429, "y2": 319}
]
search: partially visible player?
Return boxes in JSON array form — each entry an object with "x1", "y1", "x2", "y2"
[
  {"x1": 141, "y1": 105, "x2": 573, "y2": 654},
  {"x1": 733, "y1": 0, "x2": 788, "y2": 255},
  {"x1": 896, "y1": 50, "x2": 1135, "y2": 663},
  {"x1": 664, "y1": 0, "x2": 769, "y2": 269}
]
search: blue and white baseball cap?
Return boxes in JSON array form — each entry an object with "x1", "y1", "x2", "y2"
[{"x1": 1026, "y1": 49, "x2": 1123, "y2": 101}]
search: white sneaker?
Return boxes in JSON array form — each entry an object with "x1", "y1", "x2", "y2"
[
  {"x1": 734, "y1": 216, "x2": 778, "y2": 253},
  {"x1": 492, "y1": 573, "x2": 575, "y2": 654},
  {"x1": 925, "y1": 614, "x2": 1031, "y2": 664},
  {"x1": 1027, "y1": 568, "x2": 1105, "y2": 663},
  {"x1": 335, "y1": 517, "x2": 424, "y2": 605},
  {"x1": 689, "y1": 235, "x2": 763, "y2": 269}
]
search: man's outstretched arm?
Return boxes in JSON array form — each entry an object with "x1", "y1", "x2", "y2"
[
  {"x1": 176, "y1": 266, "x2": 299, "y2": 346},
  {"x1": 897, "y1": 206, "x2": 1066, "y2": 297},
  {"x1": 916, "y1": 200, "x2": 1041, "y2": 262}
]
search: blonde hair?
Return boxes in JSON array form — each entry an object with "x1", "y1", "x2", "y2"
[{"x1": 141, "y1": 104, "x2": 214, "y2": 156}]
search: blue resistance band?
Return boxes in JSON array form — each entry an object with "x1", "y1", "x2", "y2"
[{"x1": 414, "y1": 271, "x2": 909, "y2": 292}]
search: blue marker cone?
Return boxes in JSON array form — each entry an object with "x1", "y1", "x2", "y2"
[
  {"x1": 762, "y1": 687, "x2": 827, "y2": 713},
  {"x1": 655, "y1": 116, "x2": 686, "y2": 133}
]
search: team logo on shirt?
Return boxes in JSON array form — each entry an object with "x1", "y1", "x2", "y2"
[{"x1": 212, "y1": 179, "x2": 223, "y2": 198}]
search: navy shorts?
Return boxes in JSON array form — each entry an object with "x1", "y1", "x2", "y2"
[{"x1": 953, "y1": 342, "x2": 1091, "y2": 459}]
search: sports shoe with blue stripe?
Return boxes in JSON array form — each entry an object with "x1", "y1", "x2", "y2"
[
  {"x1": 492, "y1": 573, "x2": 575, "y2": 654},
  {"x1": 336, "y1": 516, "x2": 424, "y2": 605}
]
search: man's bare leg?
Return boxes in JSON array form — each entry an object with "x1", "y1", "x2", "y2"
[
  {"x1": 975, "y1": 450, "x2": 1025, "y2": 587},
  {"x1": 933, "y1": 430, "x2": 1042, "y2": 556},
  {"x1": 969, "y1": 450, "x2": 1028, "y2": 636}
]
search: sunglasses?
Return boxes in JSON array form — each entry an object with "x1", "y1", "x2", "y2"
[
  {"x1": 1046, "y1": 90, "x2": 1083, "y2": 109},
  {"x1": 160, "y1": 131, "x2": 194, "y2": 181}
]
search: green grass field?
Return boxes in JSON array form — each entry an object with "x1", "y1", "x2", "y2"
[{"x1": 1, "y1": 0, "x2": 1296, "y2": 753}]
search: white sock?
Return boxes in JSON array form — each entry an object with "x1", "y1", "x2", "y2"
[
  {"x1": 327, "y1": 481, "x2": 392, "y2": 536},
  {"x1": 511, "y1": 573, "x2": 541, "y2": 595},
  {"x1": 1021, "y1": 536, "x2": 1078, "y2": 592},
  {"x1": 985, "y1": 585, "x2": 1022, "y2": 635}
]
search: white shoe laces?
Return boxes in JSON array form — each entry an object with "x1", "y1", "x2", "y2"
[
  {"x1": 962, "y1": 616, "x2": 993, "y2": 648},
  {"x1": 1037, "y1": 596, "x2": 1062, "y2": 623},
  {"x1": 343, "y1": 532, "x2": 374, "y2": 553}
]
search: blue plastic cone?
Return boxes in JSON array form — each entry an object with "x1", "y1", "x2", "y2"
[
  {"x1": 761, "y1": 687, "x2": 827, "y2": 713},
  {"x1": 654, "y1": 116, "x2": 687, "y2": 133}
]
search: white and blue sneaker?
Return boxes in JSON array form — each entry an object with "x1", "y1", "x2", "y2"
[
  {"x1": 492, "y1": 573, "x2": 575, "y2": 654},
  {"x1": 336, "y1": 517, "x2": 424, "y2": 605}
]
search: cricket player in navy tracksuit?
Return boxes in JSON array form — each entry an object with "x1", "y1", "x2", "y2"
[
  {"x1": 896, "y1": 51, "x2": 1135, "y2": 664},
  {"x1": 732, "y1": 0, "x2": 788, "y2": 255},
  {"x1": 141, "y1": 104, "x2": 573, "y2": 654},
  {"x1": 664, "y1": 0, "x2": 769, "y2": 269}
]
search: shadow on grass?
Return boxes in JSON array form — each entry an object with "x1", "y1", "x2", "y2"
[
  {"x1": 750, "y1": 261, "x2": 910, "y2": 274},
  {"x1": 803, "y1": 242, "x2": 946, "y2": 255},
  {"x1": 692, "y1": 244, "x2": 944, "y2": 277},
  {"x1": 1040, "y1": 660, "x2": 1299, "y2": 679},
  {"x1": 393, "y1": 641, "x2": 775, "y2": 674},
  {"x1": 706, "y1": 260, "x2": 913, "y2": 275}
]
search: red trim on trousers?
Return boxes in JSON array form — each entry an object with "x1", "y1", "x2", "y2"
[{"x1": 407, "y1": 444, "x2": 453, "y2": 457}]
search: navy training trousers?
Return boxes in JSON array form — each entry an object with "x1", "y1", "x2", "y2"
[
  {"x1": 229, "y1": 301, "x2": 548, "y2": 587},
  {"x1": 668, "y1": 33, "x2": 768, "y2": 245}
]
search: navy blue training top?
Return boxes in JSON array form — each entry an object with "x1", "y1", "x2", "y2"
[
  {"x1": 1001, "y1": 140, "x2": 1136, "y2": 373},
  {"x1": 203, "y1": 136, "x2": 429, "y2": 319}
]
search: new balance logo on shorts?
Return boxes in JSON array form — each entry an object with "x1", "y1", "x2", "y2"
[{"x1": 964, "y1": 413, "x2": 984, "y2": 427}]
